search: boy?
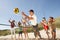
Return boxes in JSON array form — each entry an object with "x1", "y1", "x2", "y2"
[
  {"x1": 18, "y1": 21, "x2": 23, "y2": 40},
  {"x1": 48, "y1": 17, "x2": 56, "y2": 40},
  {"x1": 22, "y1": 10, "x2": 42, "y2": 40},
  {"x1": 41, "y1": 17, "x2": 49, "y2": 39}
]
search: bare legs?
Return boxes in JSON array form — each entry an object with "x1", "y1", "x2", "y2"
[
  {"x1": 11, "y1": 28, "x2": 16, "y2": 40},
  {"x1": 51, "y1": 30, "x2": 56, "y2": 40},
  {"x1": 45, "y1": 30, "x2": 50, "y2": 39},
  {"x1": 18, "y1": 34, "x2": 23, "y2": 40},
  {"x1": 23, "y1": 28, "x2": 29, "y2": 39},
  {"x1": 33, "y1": 27, "x2": 42, "y2": 39}
]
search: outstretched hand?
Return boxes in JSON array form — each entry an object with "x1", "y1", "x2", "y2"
[
  {"x1": 22, "y1": 12, "x2": 27, "y2": 17},
  {"x1": 22, "y1": 12, "x2": 29, "y2": 19}
]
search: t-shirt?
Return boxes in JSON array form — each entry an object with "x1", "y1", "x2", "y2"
[
  {"x1": 29, "y1": 14, "x2": 37, "y2": 26},
  {"x1": 19, "y1": 25, "x2": 23, "y2": 32},
  {"x1": 11, "y1": 22, "x2": 15, "y2": 28}
]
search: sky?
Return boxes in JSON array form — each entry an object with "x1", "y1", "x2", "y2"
[{"x1": 0, "y1": 0, "x2": 60, "y2": 30}]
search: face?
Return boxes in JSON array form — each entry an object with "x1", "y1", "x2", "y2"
[
  {"x1": 42, "y1": 20, "x2": 46, "y2": 23},
  {"x1": 12, "y1": 20, "x2": 15, "y2": 22},
  {"x1": 29, "y1": 12, "x2": 34, "y2": 16},
  {"x1": 49, "y1": 18, "x2": 53, "y2": 22},
  {"x1": 18, "y1": 22, "x2": 21, "y2": 25}
]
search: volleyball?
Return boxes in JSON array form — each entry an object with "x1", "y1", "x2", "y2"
[{"x1": 13, "y1": 8, "x2": 19, "y2": 14}]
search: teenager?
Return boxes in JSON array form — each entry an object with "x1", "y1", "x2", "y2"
[
  {"x1": 48, "y1": 17, "x2": 56, "y2": 40},
  {"x1": 41, "y1": 17, "x2": 49, "y2": 39},
  {"x1": 22, "y1": 10, "x2": 42, "y2": 39},
  {"x1": 9, "y1": 19, "x2": 16, "y2": 40},
  {"x1": 18, "y1": 21, "x2": 23, "y2": 40}
]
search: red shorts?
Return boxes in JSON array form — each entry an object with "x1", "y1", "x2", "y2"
[{"x1": 44, "y1": 26, "x2": 49, "y2": 30}]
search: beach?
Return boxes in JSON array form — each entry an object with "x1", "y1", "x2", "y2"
[{"x1": 0, "y1": 28, "x2": 60, "y2": 40}]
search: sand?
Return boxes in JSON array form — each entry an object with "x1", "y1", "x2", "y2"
[{"x1": 0, "y1": 28, "x2": 60, "y2": 40}]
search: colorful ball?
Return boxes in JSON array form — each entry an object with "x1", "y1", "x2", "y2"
[{"x1": 13, "y1": 8, "x2": 19, "y2": 14}]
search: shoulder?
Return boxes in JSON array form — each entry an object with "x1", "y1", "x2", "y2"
[
  {"x1": 33, "y1": 14, "x2": 36, "y2": 16},
  {"x1": 33, "y1": 15, "x2": 37, "y2": 18},
  {"x1": 29, "y1": 15, "x2": 31, "y2": 17}
]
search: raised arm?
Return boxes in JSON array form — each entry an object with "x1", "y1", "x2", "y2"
[
  {"x1": 22, "y1": 12, "x2": 33, "y2": 20},
  {"x1": 22, "y1": 12, "x2": 28, "y2": 17},
  {"x1": 9, "y1": 20, "x2": 11, "y2": 23}
]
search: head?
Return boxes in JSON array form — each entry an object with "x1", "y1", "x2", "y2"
[
  {"x1": 49, "y1": 17, "x2": 54, "y2": 22},
  {"x1": 18, "y1": 21, "x2": 21, "y2": 25},
  {"x1": 42, "y1": 17, "x2": 46, "y2": 22},
  {"x1": 29, "y1": 9, "x2": 34, "y2": 16},
  {"x1": 12, "y1": 20, "x2": 15, "y2": 22}
]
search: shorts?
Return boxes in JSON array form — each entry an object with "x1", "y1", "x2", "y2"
[
  {"x1": 19, "y1": 31, "x2": 23, "y2": 34},
  {"x1": 32, "y1": 24, "x2": 39, "y2": 32},
  {"x1": 44, "y1": 26, "x2": 49, "y2": 30},
  {"x1": 53, "y1": 29, "x2": 56, "y2": 32},
  {"x1": 10, "y1": 28, "x2": 15, "y2": 35}
]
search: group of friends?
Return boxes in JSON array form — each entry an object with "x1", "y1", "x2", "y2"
[{"x1": 9, "y1": 9, "x2": 56, "y2": 40}]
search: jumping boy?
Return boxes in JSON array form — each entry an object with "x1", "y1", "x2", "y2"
[{"x1": 22, "y1": 10, "x2": 42, "y2": 40}]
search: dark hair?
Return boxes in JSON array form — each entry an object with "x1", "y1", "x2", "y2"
[
  {"x1": 12, "y1": 20, "x2": 15, "y2": 22},
  {"x1": 50, "y1": 17, "x2": 54, "y2": 19},
  {"x1": 18, "y1": 21, "x2": 21, "y2": 25},
  {"x1": 43, "y1": 17, "x2": 46, "y2": 20},
  {"x1": 29, "y1": 9, "x2": 34, "y2": 13}
]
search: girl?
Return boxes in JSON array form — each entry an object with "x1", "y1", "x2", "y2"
[
  {"x1": 21, "y1": 12, "x2": 29, "y2": 39},
  {"x1": 9, "y1": 20, "x2": 16, "y2": 40},
  {"x1": 41, "y1": 17, "x2": 49, "y2": 39}
]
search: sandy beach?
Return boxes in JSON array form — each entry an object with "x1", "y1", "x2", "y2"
[{"x1": 0, "y1": 28, "x2": 60, "y2": 40}]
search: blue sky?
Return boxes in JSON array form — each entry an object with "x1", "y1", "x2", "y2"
[{"x1": 0, "y1": 0, "x2": 60, "y2": 30}]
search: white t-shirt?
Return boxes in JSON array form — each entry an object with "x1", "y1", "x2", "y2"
[{"x1": 29, "y1": 14, "x2": 37, "y2": 26}]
